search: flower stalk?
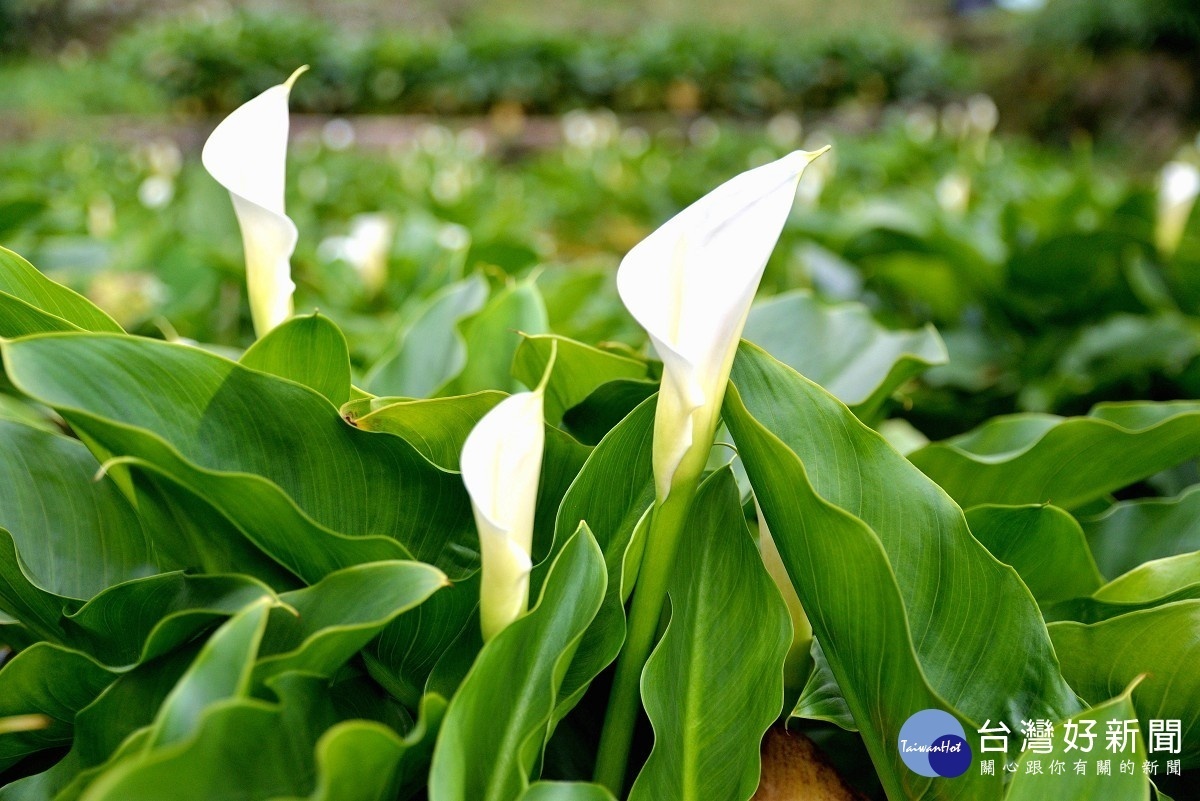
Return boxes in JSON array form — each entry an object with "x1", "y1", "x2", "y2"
[{"x1": 594, "y1": 149, "x2": 825, "y2": 794}]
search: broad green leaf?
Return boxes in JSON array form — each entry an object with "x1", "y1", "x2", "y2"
[
  {"x1": 429, "y1": 525, "x2": 606, "y2": 801},
  {"x1": 964, "y1": 505, "x2": 1104, "y2": 607},
  {"x1": 0, "y1": 647, "x2": 199, "y2": 801},
  {"x1": 0, "y1": 527, "x2": 70, "y2": 644},
  {"x1": 724, "y1": 341, "x2": 1079, "y2": 800},
  {"x1": 1080, "y1": 487, "x2": 1200, "y2": 579},
  {"x1": 440, "y1": 278, "x2": 549, "y2": 396},
  {"x1": 1095, "y1": 552, "x2": 1200, "y2": 604},
  {"x1": 0, "y1": 419, "x2": 163, "y2": 604},
  {"x1": 343, "y1": 392, "x2": 504, "y2": 471},
  {"x1": 369, "y1": 574, "x2": 481, "y2": 709},
  {"x1": 541, "y1": 395, "x2": 656, "y2": 718},
  {"x1": 149, "y1": 599, "x2": 271, "y2": 748},
  {"x1": 561, "y1": 379, "x2": 658, "y2": 446},
  {"x1": 909, "y1": 402, "x2": 1200, "y2": 509},
  {"x1": 0, "y1": 247, "x2": 121, "y2": 336},
  {"x1": 64, "y1": 572, "x2": 276, "y2": 668},
  {"x1": 511, "y1": 335, "x2": 651, "y2": 425},
  {"x1": 630, "y1": 469, "x2": 790, "y2": 801},
  {"x1": 78, "y1": 676, "x2": 333, "y2": 801},
  {"x1": 365, "y1": 273, "x2": 488, "y2": 398},
  {"x1": 742, "y1": 290, "x2": 946, "y2": 421},
  {"x1": 253, "y1": 560, "x2": 447, "y2": 683},
  {"x1": 1047, "y1": 551, "x2": 1200, "y2": 623},
  {"x1": 388, "y1": 694, "x2": 449, "y2": 800},
  {"x1": 241, "y1": 313, "x2": 352, "y2": 407},
  {"x1": 1004, "y1": 688, "x2": 1149, "y2": 801},
  {"x1": 521, "y1": 783, "x2": 617, "y2": 801},
  {"x1": 2, "y1": 333, "x2": 477, "y2": 582},
  {"x1": 0, "y1": 644, "x2": 114, "y2": 769},
  {"x1": 128, "y1": 470, "x2": 300, "y2": 589},
  {"x1": 1049, "y1": 601, "x2": 1200, "y2": 768},
  {"x1": 271, "y1": 721, "x2": 408, "y2": 801},
  {"x1": 269, "y1": 696, "x2": 447, "y2": 801}
]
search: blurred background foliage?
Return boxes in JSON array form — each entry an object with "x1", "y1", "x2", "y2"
[{"x1": 2, "y1": 0, "x2": 1200, "y2": 441}]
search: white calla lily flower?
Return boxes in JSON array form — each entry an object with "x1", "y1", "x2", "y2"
[
  {"x1": 1157, "y1": 160, "x2": 1200, "y2": 257},
  {"x1": 617, "y1": 148, "x2": 826, "y2": 499},
  {"x1": 461, "y1": 389, "x2": 545, "y2": 641},
  {"x1": 202, "y1": 67, "x2": 306, "y2": 336}
]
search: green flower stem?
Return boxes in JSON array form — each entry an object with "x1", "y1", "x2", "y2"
[{"x1": 594, "y1": 476, "x2": 698, "y2": 795}]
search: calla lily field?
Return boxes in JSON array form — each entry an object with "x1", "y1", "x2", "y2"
[{"x1": 3, "y1": 15, "x2": 1200, "y2": 801}]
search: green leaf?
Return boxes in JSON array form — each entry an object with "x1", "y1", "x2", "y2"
[
  {"x1": 273, "y1": 721, "x2": 409, "y2": 801},
  {"x1": 269, "y1": 694, "x2": 446, "y2": 801},
  {"x1": 66, "y1": 672, "x2": 350, "y2": 799},
  {"x1": 791, "y1": 640, "x2": 855, "y2": 731},
  {"x1": 254, "y1": 561, "x2": 447, "y2": 683},
  {"x1": 440, "y1": 278, "x2": 549, "y2": 396},
  {"x1": 540, "y1": 394, "x2": 656, "y2": 719},
  {"x1": 1050, "y1": 601, "x2": 1200, "y2": 768},
  {"x1": 1004, "y1": 688, "x2": 1150, "y2": 801},
  {"x1": 64, "y1": 572, "x2": 276, "y2": 668},
  {"x1": 724, "y1": 341, "x2": 1079, "y2": 800},
  {"x1": 742, "y1": 290, "x2": 946, "y2": 421},
  {"x1": 150, "y1": 599, "x2": 271, "y2": 748},
  {"x1": 1080, "y1": 487, "x2": 1200, "y2": 579},
  {"x1": 1046, "y1": 552, "x2": 1200, "y2": 623},
  {"x1": 520, "y1": 783, "x2": 617, "y2": 801},
  {"x1": 0, "y1": 646, "x2": 198, "y2": 801},
  {"x1": 908, "y1": 402, "x2": 1200, "y2": 509},
  {"x1": 964, "y1": 505, "x2": 1104, "y2": 607},
  {"x1": 0, "y1": 419, "x2": 165, "y2": 604},
  {"x1": 511, "y1": 335, "x2": 651, "y2": 425},
  {"x1": 241, "y1": 313, "x2": 352, "y2": 407},
  {"x1": 366, "y1": 274, "x2": 488, "y2": 398},
  {"x1": 559, "y1": 379, "x2": 658, "y2": 446},
  {"x1": 630, "y1": 469, "x2": 790, "y2": 801},
  {"x1": 369, "y1": 574, "x2": 481, "y2": 709},
  {"x1": 428, "y1": 525, "x2": 607, "y2": 801},
  {"x1": 343, "y1": 392, "x2": 504, "y2": 471},
  {"x1": 2, "y1": 333, "x2": 477, "y2": 582},
  {"x1": 0, "y1": 247, "x2": 122, "y2": 336},
  {"x1": 0, "y1": 643, "x2": 114, "y2": 769}
]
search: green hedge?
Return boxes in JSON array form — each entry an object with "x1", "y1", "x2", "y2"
[{"x1": 107, "y1": 12, "x2": 965, "y2": 116}]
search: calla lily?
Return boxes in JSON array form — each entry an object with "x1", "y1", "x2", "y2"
[
  {"x1": 461, "y1": 388, "x2": 545, "y2": 641},
  {"x1": 617, "y1": 148, "x2": 826, "y2": 500},
  {"x1": 202, "y1": 67, "x2": 306, "y2": 337},
  {"x1": 596, "y1": 151, "x2": 826, "y2": 791},
  {"x1": 1156, "y1": 160, "x2": 1200, "y2": 257}
]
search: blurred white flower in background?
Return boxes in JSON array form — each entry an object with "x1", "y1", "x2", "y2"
[{"x1": 1157, "y1": 160, "x2": 1200, "y2": 257}]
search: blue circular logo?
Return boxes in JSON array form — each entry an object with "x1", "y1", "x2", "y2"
[{"x1": 897, "y1": 709, "x2": 972, "y2": 778}]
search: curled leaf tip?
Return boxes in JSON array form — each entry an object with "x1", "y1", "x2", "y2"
[{"x1": 284, "y1": 65, "x2": 310, "y2": 90}]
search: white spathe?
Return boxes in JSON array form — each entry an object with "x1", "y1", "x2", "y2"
[
  {"x1": 461, "y1": 390, "x2": 545, "y2": 641},
  {"x1": 1157, "y1": 160, "x2": 1200, "y2": 257},
  {"x1": 202, "y1": 67, "x2": 306, "y2": 336},
  {"x1": 618, "y1": 148, "x2": 826, "y2": 499}
]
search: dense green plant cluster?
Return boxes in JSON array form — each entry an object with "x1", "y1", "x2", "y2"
[
  {"x1": 3, "y1": 113, "x2": 1197, "y2": 438},
  {"x1": 0, "y1": 61, "x2": 1199, "y2": 798},
  {"x1": 45, "y1": 12, "x2": 964, "y2": 117}
]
